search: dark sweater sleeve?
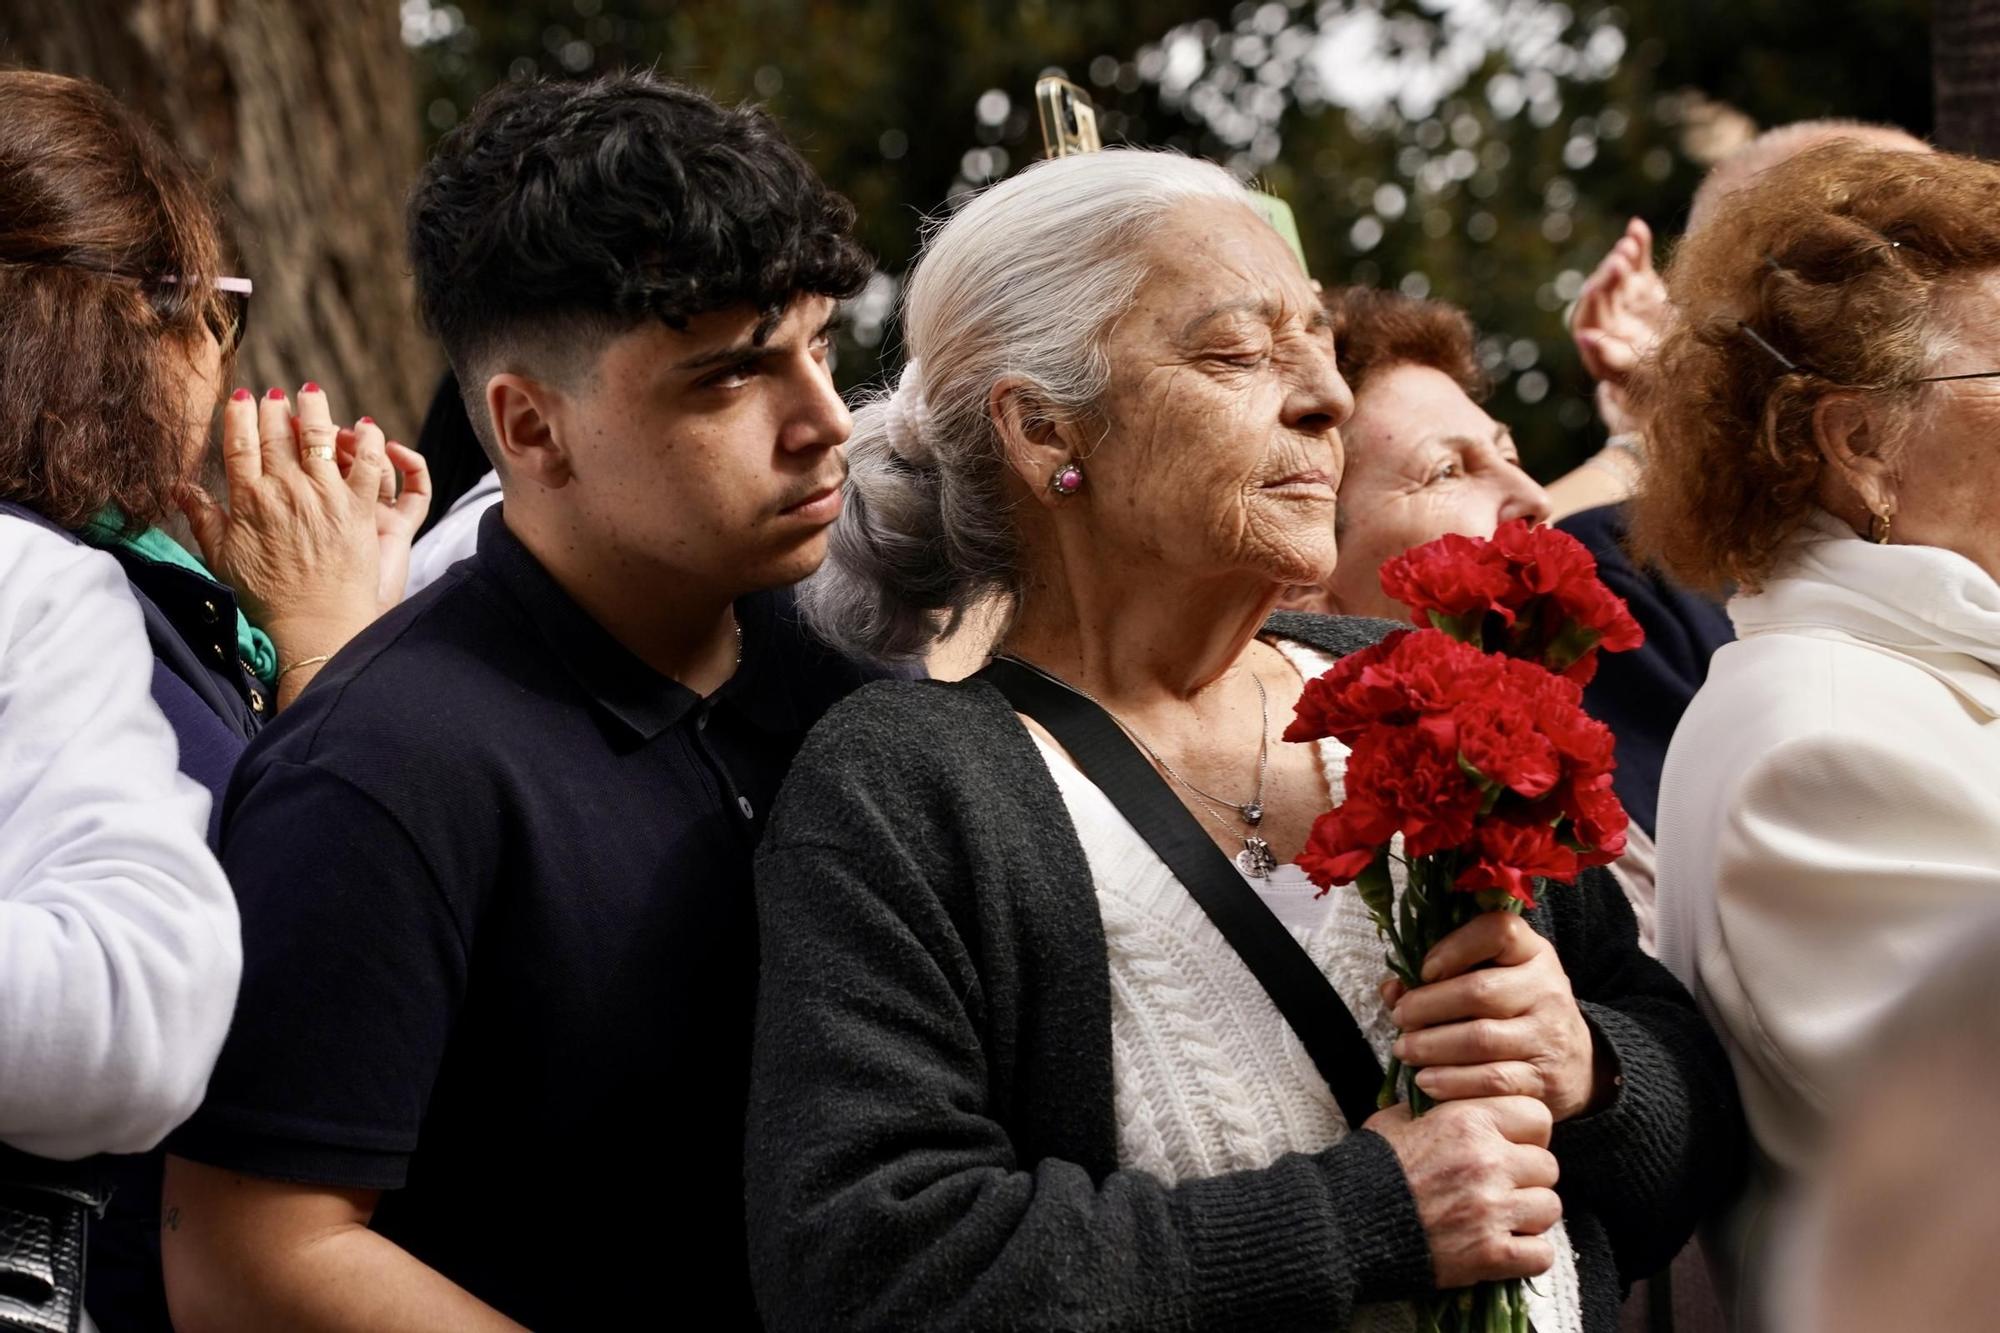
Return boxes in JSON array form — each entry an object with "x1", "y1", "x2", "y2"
[
  {"x1": 745, "y1": 707, "x2": 1433, "y2": 1332},
  {"x1": 1544, "y1": 866, "x2": 1746, "y2": 1284}
]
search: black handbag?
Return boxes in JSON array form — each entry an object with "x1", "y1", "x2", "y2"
[
  {"x1": 977, "y1": 658, "x2": 1386, "y2": 1129},
  {"x1": 0, "y1": 1146, "x2": 107, "y2": 1333}
]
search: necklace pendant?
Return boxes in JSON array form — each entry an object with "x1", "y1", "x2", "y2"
[
  {"x1": 1236, "y1": 835, "x2": 1278, "y2": 879},
  {"x1": 1240, "y1": 801, "x2": 1263, "y2": 827}
]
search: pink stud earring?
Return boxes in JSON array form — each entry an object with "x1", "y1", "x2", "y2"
[{"x1": 1049, "y1": 462, "x2": 1084, "y2": 496}]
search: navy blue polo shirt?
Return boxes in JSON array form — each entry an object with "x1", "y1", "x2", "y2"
[{"x1": 171, "y1": 507, "x2": 894, "y2": 1329}]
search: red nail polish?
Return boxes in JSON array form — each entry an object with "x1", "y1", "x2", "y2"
[
  {"x1": 302, "y1": 382, "x2": 320, "y2": 394},
  {"x1": 231, "y1": 388, "x2": 252, "y2": 402},
  {"x1": 358, "y1": 416, "x2": 373, "y2": 425},
  {"x1": 266, "y1": 387, "x2": 284, "y2": 400}
]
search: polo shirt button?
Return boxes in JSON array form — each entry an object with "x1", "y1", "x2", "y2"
[
  {"x1": 696, "y1": 710, "x2": 709, "y2": 731},
  {"x1": 736, "y1": 796, "x2": 754, "y2": 820}
]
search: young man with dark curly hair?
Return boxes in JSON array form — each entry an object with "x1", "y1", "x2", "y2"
[{"x1": 160, "y1": 73, "x2": 881, "y2": 1331}]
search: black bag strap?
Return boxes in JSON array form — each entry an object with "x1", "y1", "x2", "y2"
[{"x1": 978, "y1": 657, "x2": 1384, "y2": 1130}]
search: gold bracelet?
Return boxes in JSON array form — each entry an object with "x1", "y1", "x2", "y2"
[{"x1": 275, "y1": 653, "x2": 333, "y2": 683}]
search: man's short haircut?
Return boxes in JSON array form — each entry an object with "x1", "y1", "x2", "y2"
[{"x1": 407, "y1": 71, "x2": 873, "y2": 460}]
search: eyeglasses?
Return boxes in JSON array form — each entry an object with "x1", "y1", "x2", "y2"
[
  {"x1": 156, "y1": 274, "x2": 253, "y2": 352},
  {"x1": 1738, "y1": 323, "x2": 2000, "y2": 389},
  {"x1": 1908, "y1": 369, "x2": 2000, "y2": 384}
]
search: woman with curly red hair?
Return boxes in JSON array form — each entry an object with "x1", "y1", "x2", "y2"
[{"x1": 1634, "y1": 141, "x2": 2000, "y2": 1327}]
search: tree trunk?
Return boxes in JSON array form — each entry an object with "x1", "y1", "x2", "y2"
[
  {"x1": 0, "y1": 0, "x2": 439, "y2": 437},
  {"x1": 1934, "y1": 0, "x2": 2000, "y2": 158}
]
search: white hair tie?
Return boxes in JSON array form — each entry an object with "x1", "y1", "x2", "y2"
[{"x1": 881, "y1": 360, "x2": 932, "y2": 466}]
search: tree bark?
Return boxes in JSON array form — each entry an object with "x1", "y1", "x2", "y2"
[
  {"x1": 1934, "y1": 0, "x2": 2000, "y2": 158},
  {"x1": 0, "y1": 0, "x2": 439, "y2": 436}
]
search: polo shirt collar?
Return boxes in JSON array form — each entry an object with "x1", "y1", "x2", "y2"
[{"x1": 473, "y1": 507, "x2": 699, "y2": 740}]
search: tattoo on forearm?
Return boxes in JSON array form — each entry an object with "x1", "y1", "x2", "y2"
[{"x1": 163, "y1": 1205, "x2": 181, "y2": 1232}]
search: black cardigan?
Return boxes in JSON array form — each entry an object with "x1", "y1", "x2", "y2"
[{"x1": 747, "y1": 612, "x2": 1744, "y2": 1332}]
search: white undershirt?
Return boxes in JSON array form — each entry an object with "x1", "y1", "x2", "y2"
[{"x1": 1027, "y1": 639, "x2": 1581, "y2": 1333}]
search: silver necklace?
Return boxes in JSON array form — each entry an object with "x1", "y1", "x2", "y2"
[{"x1": 999, "y1": 654, "x2": 1278, "y2": 878}]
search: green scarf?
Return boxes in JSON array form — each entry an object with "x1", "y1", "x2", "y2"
[{"x1": 82, "y1": 509, "x2": 279, "y2": 687}]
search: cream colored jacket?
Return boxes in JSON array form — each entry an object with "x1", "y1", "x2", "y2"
[{"x1": 1655, "y1": 509, "x2": 2000, "y2": 1322}]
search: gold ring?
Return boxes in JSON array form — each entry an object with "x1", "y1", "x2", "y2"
[{"x1": 301, "y1": 445, "x2": 336, "y2": 462}]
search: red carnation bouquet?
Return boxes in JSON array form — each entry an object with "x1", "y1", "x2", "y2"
[{"x1": 1285, "y1": 519, "x2": 1643, "y2": 1333}]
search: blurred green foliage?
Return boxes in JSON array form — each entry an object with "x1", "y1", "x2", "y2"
[{"x1": 403, "y1": 0, "x2": 1932, "y2": 478}]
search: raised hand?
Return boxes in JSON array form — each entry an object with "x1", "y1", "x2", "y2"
[
  {"x1": 1365, "y1": 1094, "x2": 1563, "y2": 1290},
  {"x1": 179, "y1": 384, "x2": 388, "y2": 702},
  {"x1": 1571, "y1": 218, "x2": 1668, "y2": 431},
  {"x1": 335, "y1": 424, "x2": 433, "y2": 610}
]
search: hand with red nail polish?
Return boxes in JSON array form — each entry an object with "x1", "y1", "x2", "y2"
[{"x1": 178, "y1": 380, "x2": 426, "y2": 707}]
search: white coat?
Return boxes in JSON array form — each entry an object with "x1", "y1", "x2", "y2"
[{"x1": 1655, "y1": 508, "x2": 2000, "y2": 1324}]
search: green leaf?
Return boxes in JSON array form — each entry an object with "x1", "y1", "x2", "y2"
[
  {"x1": 1355, "y1": 847, "x2": 1396, "y2": 927},
  {"x1": 1427, "y1": 608, "x2": 1481, "y2": 643}
]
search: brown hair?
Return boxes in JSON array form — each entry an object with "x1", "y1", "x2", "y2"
[
  {"x1": 1629, "y1": 143, "x2": 2000, "y2": 593},
  {"x1": 0, "y1": 69, "x2": 230, "y2": 531},
  {"x1": 1322, "y1": 284, "x2": 1489, "y2": 400}
]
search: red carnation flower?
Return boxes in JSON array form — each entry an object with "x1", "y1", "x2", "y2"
[
  {"x1": 1379, "y1": 532, "x2": 1517, "y2": 631},
  {"x1": 1285, "y1": 633, "x2": 1407, "y2": 744},
  {"x1": 1561, "y1": 774, "x2": 1630, "y2": 867},
  {"x1": 1455, "y1": 694, "x2": 1562, "y2": 800},
  {"x1": 1297, "y1": 795, "x2": 1399, "y2": 888},
  {"x1": 1490, "y1": 519, "x2": 1599, "y2": 599},
  {"x1": 1453, "y1": 819, "x2": 1580, "y2": 909},
  {"x1": 1344, "y1": 725, "x2": 1486, "y2": 859}
]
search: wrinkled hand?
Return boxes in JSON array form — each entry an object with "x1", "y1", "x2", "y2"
[
  {"x1": 1571, "y1": 217, "x2": 1668, "y2": 399},
  {"x1": 1385, "y1": 912, "x2": 1605, "y2": 1122},
  {"x1": 334, "y1": 423, "x2": 432, "y2": 611},
  {"x1": 1366, "y1": 1095, "x2": 1562, "y2": 1290},
  {"x1": 179, "y1": 384, "x2": 385, "y2": 665}
]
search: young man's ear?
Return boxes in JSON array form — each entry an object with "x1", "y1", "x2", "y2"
[{"x1": 487, "y1": 373, "x2": 573, "y2": 489}]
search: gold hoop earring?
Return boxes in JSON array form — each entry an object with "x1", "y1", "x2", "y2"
[{"x1": 1870, "y1": 507, "x2": 1894, "y2": 545}]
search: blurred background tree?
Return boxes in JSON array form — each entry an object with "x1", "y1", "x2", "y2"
[
  {"x1": 406, "y1": 0, "x2": 1934, "y2": 476},
  {"x1": 4, "y1": 0, "x2": 1940, "y2": 477},
  {"x1": 2, "y1": 0, "x2": 438, "y2": 430}
]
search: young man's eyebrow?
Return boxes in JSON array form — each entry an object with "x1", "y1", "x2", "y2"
[
  {"x1": 668, "y1": 339, "x2": 767, "y2": 373},
  {"x1": 669, "y1": 309, "x2": 840, "y2": 373}
]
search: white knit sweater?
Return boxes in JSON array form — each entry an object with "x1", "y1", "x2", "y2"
[{"x1": 1030, "y1": 640, "x2": 1581, "y2": 1333}]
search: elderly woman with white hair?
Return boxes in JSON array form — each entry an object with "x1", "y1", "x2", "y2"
[{"x1": 744, "y1": 150, "x2": 1741, "y2": 1332}]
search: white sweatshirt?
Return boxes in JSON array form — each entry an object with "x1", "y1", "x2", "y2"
[{"x1": 0, "y1": 515, "x2": 241, "y2": 1160}]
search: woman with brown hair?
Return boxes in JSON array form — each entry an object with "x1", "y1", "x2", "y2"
[
  {"x1": 1634, "y1": 141, "x2": 2000, "y2": 1328},
  {"x1": 0, "y1": 67, "x2": 428, "y2": 1331},
  {"x1": 0, "y1": 68, "x2": 430, "y2": 799}
]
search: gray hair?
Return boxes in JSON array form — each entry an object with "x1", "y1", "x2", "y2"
[{"x1": 800, "y1": 149, "x2": 1256, "y2": 662}]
